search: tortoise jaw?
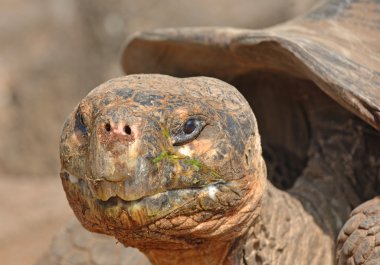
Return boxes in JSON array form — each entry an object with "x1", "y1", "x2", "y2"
[
  {"x1": 61, "y1": 170, "x2": 157, "y2": 202},
  {"x1": 61, "y1": 159, "x2": 227, "y2": 202},
  {"x1": 62, "y1": 169, "x2": 225, "y2": 203},
  {"x1": 61, "y1": 169, "x2": 233, "y2": 226},
  {"x1": 95, "y1": 188, "x2": 201, "y2": 224}
]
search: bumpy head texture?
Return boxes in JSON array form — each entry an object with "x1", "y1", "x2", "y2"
[{"x1": 60, "y1": 74, "x2": 265, "y2": 250}]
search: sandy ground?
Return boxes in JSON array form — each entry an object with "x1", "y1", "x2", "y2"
[{"x1": 0, "y1": 176, "x2": 73, "y2": 265}]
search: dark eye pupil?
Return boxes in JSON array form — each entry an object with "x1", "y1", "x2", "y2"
[{"x1": 183, "y1": 119, "x2": 196, "y2": 134}]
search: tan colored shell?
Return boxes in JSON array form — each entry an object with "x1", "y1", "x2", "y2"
[{"x1": 121, "y1": 0, "x2": 380, "y2": 131}]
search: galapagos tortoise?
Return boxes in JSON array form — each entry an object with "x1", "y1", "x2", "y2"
[{"x1": 41, "y1": 0, "x2": 380, "y2": 264}]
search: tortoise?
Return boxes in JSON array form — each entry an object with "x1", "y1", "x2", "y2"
[{"x1": 40, "y1": 0, "x2": 380, "y2": 264}]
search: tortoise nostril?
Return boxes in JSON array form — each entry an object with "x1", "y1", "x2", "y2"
[
  {"x1": 105, "y1": 123, "x2": 111, "y2": 132},
  {"x1": 124, "y1": 125, "x2": 132, "y2": 135}
]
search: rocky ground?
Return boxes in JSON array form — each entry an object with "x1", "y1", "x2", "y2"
[{"x1": 0, "y1": 0, "x2": 318, "y2": 264}]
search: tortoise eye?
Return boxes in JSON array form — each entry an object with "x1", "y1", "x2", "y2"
[
  {"x1": 172, "y1": 118, "x2": 206, "y2": 146},
  {"x1": 183, "y1": 119, "x2": 197, "y2": 134},
  {"x1": 79, "y1": 113, "x2": 85, "y2": 126},
  {"x1": 75, "y1": 110, "x2": 88, "y2": 135}
]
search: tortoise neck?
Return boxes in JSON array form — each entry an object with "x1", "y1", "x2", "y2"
[
  {"x1": 310, "y1": 113, "x2": 374, "y2": 203},
  {"x1": 141, "y1": 238, "x2": 247, "y2": 265}
]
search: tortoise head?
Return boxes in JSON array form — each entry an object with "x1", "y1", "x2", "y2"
[{"x1": 60, "y1": 74, "x2": 266, "y2": 249}]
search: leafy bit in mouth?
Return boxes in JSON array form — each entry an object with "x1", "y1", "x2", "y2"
[
  {"x1": 162, "y1": 128, "x2": 171, "y2": 140},
  {"x1": 152, "y1": 150, "x2": 220, "y2": 178},
  {"x1": 156, "y1": 127, "x2": 221, "y2": 177}
]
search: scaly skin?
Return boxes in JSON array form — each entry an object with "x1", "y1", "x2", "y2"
[{"x1": 337, "y1": 197, "x2": 380, "y2": 265}]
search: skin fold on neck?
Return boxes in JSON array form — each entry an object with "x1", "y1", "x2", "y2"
[{"x1": 144, "y1": 240, "x2": 235, "y2": 265}]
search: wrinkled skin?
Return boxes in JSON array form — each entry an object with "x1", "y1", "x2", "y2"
[{"x1": 60, "y1": 75, "x2": 266, "y2": 262}]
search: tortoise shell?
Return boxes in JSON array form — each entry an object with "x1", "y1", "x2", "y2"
[{"x1": 121, "y1": 0, "x2": 380, "y2": 131}]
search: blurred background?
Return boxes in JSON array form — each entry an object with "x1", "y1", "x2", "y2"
[{"x1": 0, "y1": 0, "x2": 318, "y2": 264}]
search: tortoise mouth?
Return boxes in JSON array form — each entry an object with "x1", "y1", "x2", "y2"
[
  {"x1": 61, "y1": 170, "x2": 226, "y2": 202},
  {"x1": 61, "y1": 170, "x2": 230, "y2": 225}
]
